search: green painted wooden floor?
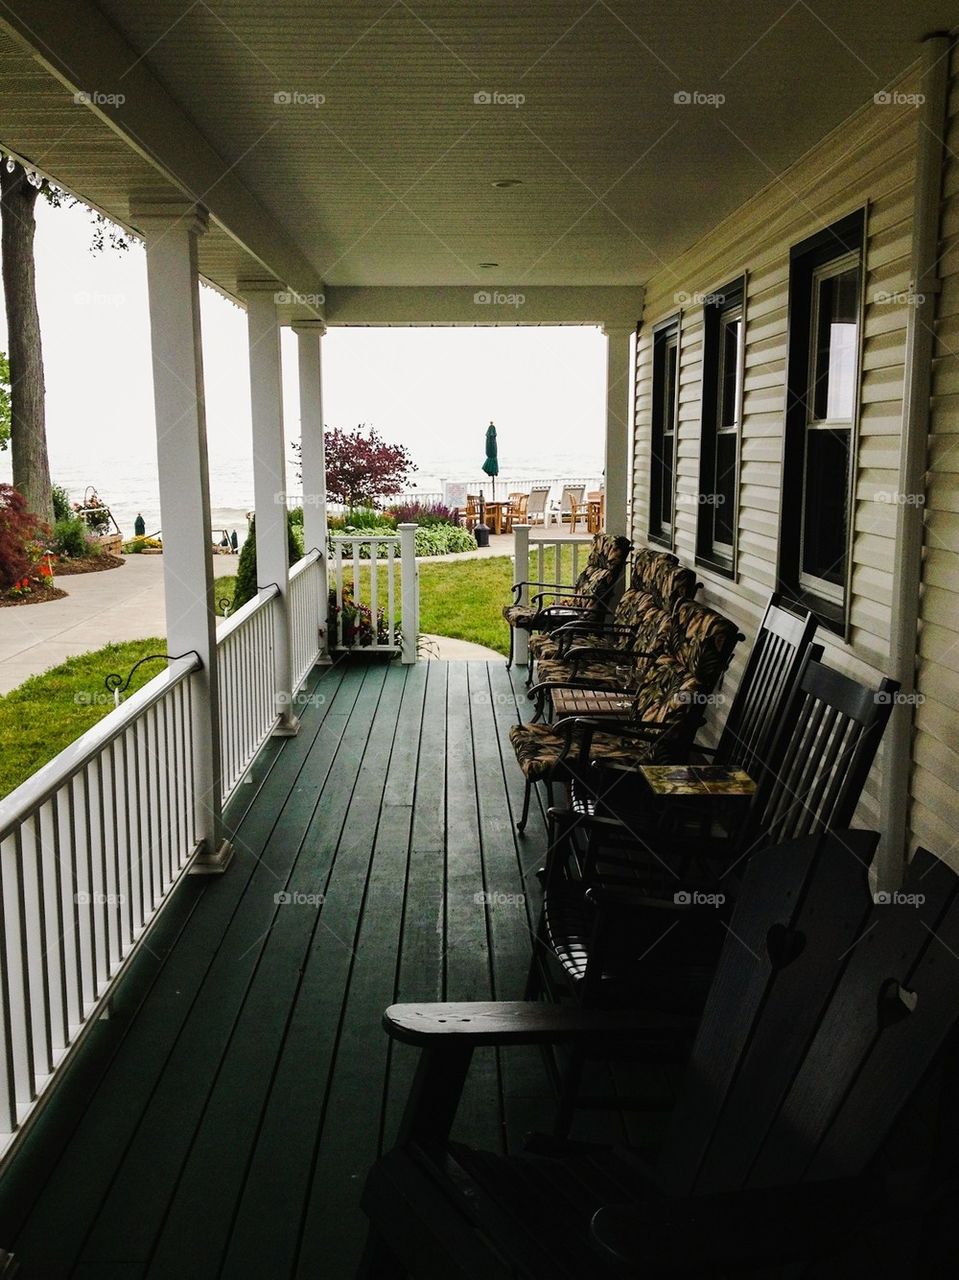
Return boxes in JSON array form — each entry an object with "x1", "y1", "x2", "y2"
[{"x1": 0, "y1": 659, "x2": 577, "y2": 1279}]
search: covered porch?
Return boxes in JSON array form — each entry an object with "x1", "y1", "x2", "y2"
[{"x1": 0, "y1": 659, "x2": 573, "y2": 1278}]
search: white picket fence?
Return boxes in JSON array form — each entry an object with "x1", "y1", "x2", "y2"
[
  {"x1": 510, "y1": 524, "x2": 595, "y2": 666},
  {"x1": 329, "y1": 523, "x2": 418, "y2": 664}
]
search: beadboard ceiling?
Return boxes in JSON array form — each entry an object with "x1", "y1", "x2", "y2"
[{"x1": 0, "y1": 1, "x2": 954, "y2": 295}]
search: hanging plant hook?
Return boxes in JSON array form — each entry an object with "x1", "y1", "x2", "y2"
[{"x1": 104, "y1": 650, "x2": 201, "y2": 707}]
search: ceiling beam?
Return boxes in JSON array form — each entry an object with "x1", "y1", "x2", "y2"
[{"x1": 323, "y1": 286, "x2": 643, "y2": 329}]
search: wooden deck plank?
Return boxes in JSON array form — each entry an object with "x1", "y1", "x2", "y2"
[
  {"x1": 0, "y1": 662, "x2": 564, "y2": 1279},
  {"x1": 141, "y1": 673, "x2": 407, "y2": 1280},
  {"x1": 75, "y1": 665, "x2": 387, "y2": 1268},
  {"x1": 5, "y1": 663, "x2": 357, "y2": 1275}
]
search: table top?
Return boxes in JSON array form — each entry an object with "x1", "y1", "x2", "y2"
[
  {"x1": 552, "y1": 688, "x2": 635, "y2": 717},
  {"x1": 639, "y1": 765, "x2": 757, "y2": 797}
]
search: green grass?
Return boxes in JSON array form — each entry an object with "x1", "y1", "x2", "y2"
[
  {"x1": 0, "y1": 547, "x2": 583, "y2": 796},
  {"x1": 215, "y1": 576, "x2": 237, "y2": 617},
  {"x1": 0, "y1": 638, "x2": 167, "y2": 799}
]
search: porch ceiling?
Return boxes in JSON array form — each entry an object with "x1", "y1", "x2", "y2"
[{"x1": 0, "y1": 1, "x2": 953, "y2": 301}]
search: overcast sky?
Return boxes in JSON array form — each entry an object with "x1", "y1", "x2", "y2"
[{"x1": 0, "y1": 195, "x2": 608, "y2": 494}]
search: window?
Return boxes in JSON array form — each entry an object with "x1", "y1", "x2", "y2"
[
  {"x1": 649, "y1": 317, "x2": 680, "y2": 546},
  {"x1": 697, "y1": 280, "x2": 744, "y2": 574},
  {"x1": 780, "y1": 211, "x2": 864, "y2": 630}
]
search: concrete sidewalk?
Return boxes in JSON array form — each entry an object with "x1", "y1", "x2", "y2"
[
  {"x1": 0, "y1": 556, "x2": 238, "y2": 695},
  {"x1": 0, "y1": 552, "x2": 504, "y2": 694}
]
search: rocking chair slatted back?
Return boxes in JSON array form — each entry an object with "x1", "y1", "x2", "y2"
[
  {"x1": 713, "y1": 594, "x2": 818, "y2": 776},
  {"x1": 738, "y1": 656, "x2": 898, "y2": 858}
]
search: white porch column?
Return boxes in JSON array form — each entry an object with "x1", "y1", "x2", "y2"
[
  {"x1": 240, "y1": 280, "x2": 299, "y2": 736},
  {"x1": 602, "y1": 324, "x2": 634, "y2": 538},
  {"x1": 132, "y1": 197, "x2": 231, "y2": 873},
  {"x1": 292, "y1": 320, "x2": 329, "y2": 661}
]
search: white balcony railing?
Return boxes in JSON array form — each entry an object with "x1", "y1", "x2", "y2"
[
  {"x1": 289, "y1": 550, "x2": 324, "y2": 691},
  {"x1": 510, "y1": 525, "x2": 596, "y2": 666},
  {"x1": 330, "y1": 524, "x2": 418, "y2": 663},
  {"x1": 0, "y1": 654, "x2": 200, "y2": 1157},
  {"x1": 216, "y1": 587, "x2": 278, "y2": 802}
]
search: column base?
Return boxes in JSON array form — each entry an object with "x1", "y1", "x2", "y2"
[
  {"x1": 189, "y1": 838, "x2": 235, "y2": 875},
  {"x1": 272, "y1": 714, "x2": 301, "y2": 738}
]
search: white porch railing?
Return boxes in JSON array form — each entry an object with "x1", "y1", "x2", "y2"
[
  {"x1": 216, "y1": 588, "x2": 278, "y2": 803},
  {"x1": 329, "y1": 523, "x2": 418, "y2": 663},
  {"x1": 289, "y1": 550, "x2": 324, "y2": 691},
  {"x1": 0, "y1": 654, "x2": 200, "y2": 1157},
  {"x1": 511, "y1": 525, "x2": 596, "y2": 666}
]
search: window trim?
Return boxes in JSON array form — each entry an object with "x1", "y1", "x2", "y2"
[
  {"x1": 779, "y1": 208, "x2": 866, "y2": 636},
  {"x1": 696, "y1": 276, "x2": 746, "y2": 578},
  {"x1": 648, "y1": 313, "x2": 681, "y2": 549}
]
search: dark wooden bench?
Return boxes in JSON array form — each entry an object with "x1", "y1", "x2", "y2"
[{"x1": 359, "y1": 831, "x2": 959, "y2": 1277}]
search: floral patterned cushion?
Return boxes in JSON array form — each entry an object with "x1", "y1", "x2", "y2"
[
  {"x1": 668, "y1": 600, "x2": 740, "y2": 691},
  {"x1": 504, "y1": 533, "x2": 630, "y2": 632},
  {"x1": 652, "y1": 562, "x2": 698, "y2": 609},
  {"x1": 509, "y1": 657, "x2": 705, "y2": 781}
]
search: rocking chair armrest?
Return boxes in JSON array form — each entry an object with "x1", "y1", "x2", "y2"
[
  {"x1": 383, "y1": 1001, "x2": 689, "y2": 1048},
  {"x1": 591, "y1": 1176, "x2": 883, "y2": 1272},
  {"x1": 532, "y1": 596, "x2": 593, "y2": 612}
]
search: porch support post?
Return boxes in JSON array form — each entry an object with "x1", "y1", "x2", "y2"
[
  {"x1": 512, "y1": 524, "x2": 531, "y2": 667},
  {"x1": 292, "y1": 320, "x2": 330, "y2": 662},
  {"x1": 132, "y1": 197, "x2": 231, "y2": 873},
  {"x1": 240, "y1": 280, "x2": 299, "y2": 736},
  {"x1": 602, "y1": 324, "x2": 634, "y2": 538}
]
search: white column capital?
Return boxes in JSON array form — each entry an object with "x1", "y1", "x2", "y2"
[
  {"x1": 291, "y1": 319, "x2": 328, "y2": 338},
  {"x1": 129, "y1": 197, "x2": 208, "y2": 237},
  {"x1": 601, "y1": 321, "x2": 636, "y2": 339}
]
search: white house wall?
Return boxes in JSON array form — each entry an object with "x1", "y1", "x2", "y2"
[{"x1": 631, "y1": 68, "x2": 924, "y2": 840}]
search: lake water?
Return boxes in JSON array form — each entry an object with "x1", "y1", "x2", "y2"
[{"x1": 0, "y1": 446, "x2": 602, "y2": 546}]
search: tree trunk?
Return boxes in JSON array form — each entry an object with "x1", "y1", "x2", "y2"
[{"x1": 0, "y1": 161, "x2": 52, "y2": 526}]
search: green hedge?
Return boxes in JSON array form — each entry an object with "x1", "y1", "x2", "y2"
[{"x1": 332, "y1": 524, "x2": 475, "y2": 557}]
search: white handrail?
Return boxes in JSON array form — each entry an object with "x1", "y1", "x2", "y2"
[
  {"x1": 217, "y1": 589, "x2": 278, "y2": 800},
  {"x1": 0, "y1": 655, "x2": 200, "y2": 1155},
  {"x1": 0, "y1": 655, "x2": 200, "y2": 838}
]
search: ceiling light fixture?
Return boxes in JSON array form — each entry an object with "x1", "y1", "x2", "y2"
[
  {"x1": 479, "y1": 262, "x2": 499, "y2": 268},
  {"x1": 491, "y1": 178, "x2": 523, "y2": 188}
]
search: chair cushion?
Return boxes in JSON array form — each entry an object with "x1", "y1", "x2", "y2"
[
  {"x1": 669, "y1": 600, "x2": 740, "y2": 690},
  {"x1": 503, "y1": 603, "x2": 539, "y2": 628}
]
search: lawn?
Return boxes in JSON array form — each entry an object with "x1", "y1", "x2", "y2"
[
  {"x1": 0, "y1": 638, "x2": 167, "y2": 800},
  {"x1": 0, "y1": 547, "x2": 582, "y2": 798}
]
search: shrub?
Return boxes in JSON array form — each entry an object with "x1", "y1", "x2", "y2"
[
  {"x1": 327, "y1": 584, "x2": 397, "y2": 649},
  {"x1": 123, "y1": 537, "x2": 162, "y2": 554},
  {"x1": 329, "y1": 524, "x2": 475, "y2": 558},
  {"x1": 233, "y1": 513, "x2": 303, "y2": 611},
  {"x1": 328, "y1": 506, "x2": 394, "y2": 532},
  {"x1": 385, "y1": 500, "x2": 457, "y2": 527},
  {"x1": 52, "y1": 484, "x2": 72, "y2": 523},
  {"x1": 0, "y1": 484, "x2": 47, "y2": 591},
  {"x1": 53, "y1": 517, "x2": 93, "y2": 558}
]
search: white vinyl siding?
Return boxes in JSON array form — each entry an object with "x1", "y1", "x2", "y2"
[{"x1": 631, "y1": 69, "x2": 922, "y2": 832}]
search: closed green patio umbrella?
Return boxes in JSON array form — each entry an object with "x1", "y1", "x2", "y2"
[{"x1": 482, "y1": 420, "x2": 499, "y2": 500}]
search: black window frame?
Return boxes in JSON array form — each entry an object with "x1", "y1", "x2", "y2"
[
  {"x1": 648, "y1": 314, "x2": 680, "y2": 548},
  {"x1": 779, "y1": 209, "x2": 865, "y2": 635},
  {"x1": 696, "y1": 277, "x2": 745, "y2": 577}
]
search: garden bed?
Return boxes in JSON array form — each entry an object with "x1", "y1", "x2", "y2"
[
  {"x1": 54, "y1": 554, "x2": 125, "y2": 576},
  {"x1": 0, "y1": 583, "x2": 68, "y2": 608}
]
